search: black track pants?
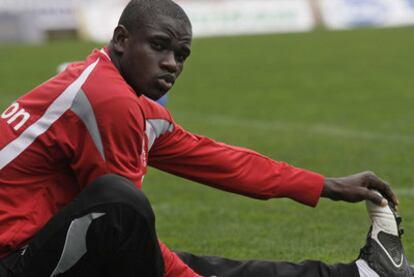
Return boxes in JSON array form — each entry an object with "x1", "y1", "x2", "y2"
[
  {"x1": 0, "y1": 174, "x2": 360, "y2": 277},
  {"x1": 0, "y1": 174, "x2": 164, "y2": 277},
  {"x1": 177, "y1": 252, "x2": 359, "y2": 277}
]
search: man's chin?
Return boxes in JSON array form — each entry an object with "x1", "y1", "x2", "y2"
[{"x1": 143, "y1": 90, "x2": 167, "y2": 101}]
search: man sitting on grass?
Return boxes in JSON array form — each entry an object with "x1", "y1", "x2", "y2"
[{"x1": 0, "y1": 0, "x2": 412, "y2": 276}]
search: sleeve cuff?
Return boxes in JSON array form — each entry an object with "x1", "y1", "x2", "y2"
[{"x1": 275, "y1": 167, "x2": 325, "y2": 207}]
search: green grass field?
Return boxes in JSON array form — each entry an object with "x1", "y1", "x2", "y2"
[{"x1": 1, "y1": 27, "x2": 413, "y2": 265}]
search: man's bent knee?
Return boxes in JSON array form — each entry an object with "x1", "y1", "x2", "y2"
[{"x1": 79, "y1": 174, "x2": 154, "y2": 221}]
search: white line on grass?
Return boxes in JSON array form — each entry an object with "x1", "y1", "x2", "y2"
[
  {"x1": 175, "y1": 111, "x2": 414, "y2": 144},
  {"x1": 395, "y1": 188, "x2": 414, "y2": 197},
  {"x1": 173, "y1": 111, "x2": 414, "y2": 197}
]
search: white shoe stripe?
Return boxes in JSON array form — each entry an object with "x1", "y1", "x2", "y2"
[{"x1": 373, "y1": 234, "x2": 404, "y2": 269}]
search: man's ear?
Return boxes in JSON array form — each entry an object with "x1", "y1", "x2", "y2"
[{"x1": 112, "y1": 25, "x2": 130, "y2": 54}]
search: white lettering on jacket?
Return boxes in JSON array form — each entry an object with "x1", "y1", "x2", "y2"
[{"x1": 1, "y1": 102, "x2": 31, "y2": 131}]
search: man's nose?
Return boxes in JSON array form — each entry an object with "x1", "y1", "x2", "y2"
[{"x1": 160, "y1": 52, "x2": 178, "y2": 73}]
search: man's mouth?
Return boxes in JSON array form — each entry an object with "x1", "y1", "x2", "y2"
[{"x1": 157, "y1": 74, "x2": 175, "y2": 92}]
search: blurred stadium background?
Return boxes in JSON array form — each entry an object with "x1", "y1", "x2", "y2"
[{"x1": 1, "y1": 0, "x2": 414, "y2": 264}]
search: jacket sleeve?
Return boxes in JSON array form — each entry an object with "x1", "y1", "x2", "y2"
[{"x1": 148, "y1": 123, "x2": 324, "y2": 207}]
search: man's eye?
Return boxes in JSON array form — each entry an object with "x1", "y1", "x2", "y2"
[
  {"x1": 176, "y1": 52, "x2": 188, "y2": 63},
  {"x1": 176, "y1": 55, "x2": 185, "y2": 63}
]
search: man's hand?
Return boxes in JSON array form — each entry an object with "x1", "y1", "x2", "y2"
[{"x1": 321, "y1": 171, "x2": 399, "y2": 207}]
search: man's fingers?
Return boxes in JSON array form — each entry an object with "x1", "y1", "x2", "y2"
[
  {"x1": 366, "y1": 189, "x2": 388, "y2": 207},
  {"x1": 365, "y1": 173, "x2": 399, "y2": 206}
]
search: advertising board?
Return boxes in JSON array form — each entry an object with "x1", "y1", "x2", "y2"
[
  {"x1": 176, "y1": 0, "x2": 315, "y2": 37},
  {"x1": 78, "y1": 0, "x2": 315, "y2": 42},
  {"x1": 319, "y1": 0, "x2": 414, "y2": 30}
]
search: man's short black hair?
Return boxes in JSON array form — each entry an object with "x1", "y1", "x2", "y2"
[{"x1": 118, "y1": 0, "x2": 192, "y2": 33}]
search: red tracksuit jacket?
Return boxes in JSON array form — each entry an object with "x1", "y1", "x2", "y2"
[{"x1": 0, "y1": 48, "x2": 324, "y2": 276}]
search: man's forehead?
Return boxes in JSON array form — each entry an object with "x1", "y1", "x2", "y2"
[{"x1": 143, "y1": 14, "x2": 192, "y2": 41}]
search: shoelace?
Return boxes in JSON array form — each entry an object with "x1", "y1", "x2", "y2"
[{"x1": 396, "y1": 215, "x2": 404, "y2": 236}]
